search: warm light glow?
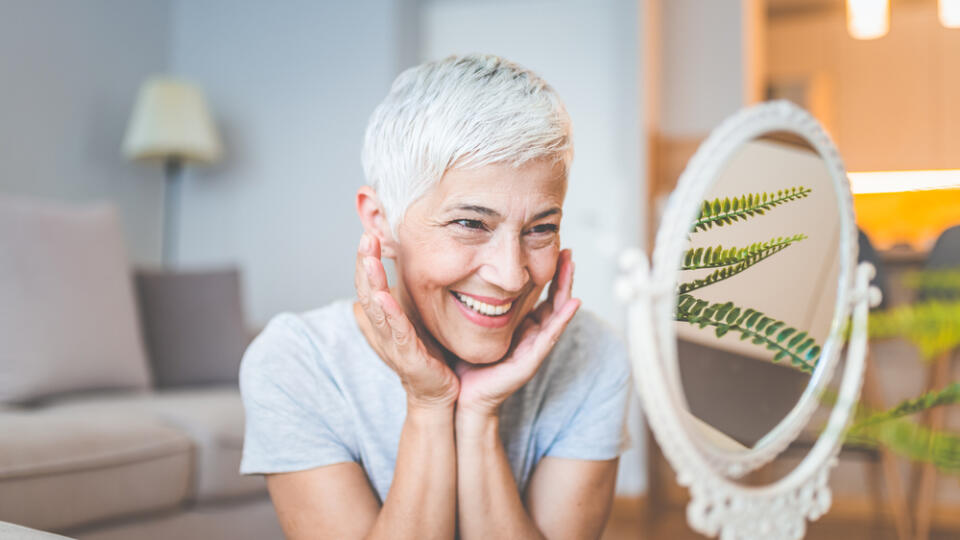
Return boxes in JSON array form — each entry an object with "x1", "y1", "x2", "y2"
[
  {"x1": 940, "y1": 0, "x2": 960, "y2": 28},
  {"x1": 851, "y1": 170, "x2": 960, "y2": 250},
  {"x1": 848, "y1": 170, "x2": 960, "y2": 194},
  {"x1": 846, "y1": 0, "x2": 890, "y2": 40}
]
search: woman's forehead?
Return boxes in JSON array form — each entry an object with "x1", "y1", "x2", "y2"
[{"x1": 430, "y1": 161, "x2": 568, "y2": 211}]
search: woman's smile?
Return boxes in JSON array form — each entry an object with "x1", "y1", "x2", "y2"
[{"x1": 450, "y1": 290, "x2": 518, "y2": 328}]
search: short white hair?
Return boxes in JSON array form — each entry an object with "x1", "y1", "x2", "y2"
[{"x1": 361, "y1": 54, "x2": 573, "y2": 231}]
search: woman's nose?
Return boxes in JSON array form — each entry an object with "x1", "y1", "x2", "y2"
[{"x1": 477, "y1": 234, "x2": 529, "y2": 293}]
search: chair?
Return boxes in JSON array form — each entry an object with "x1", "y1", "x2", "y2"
[
  {"x1": 911, "y1": 225, "x2": 960, "y2": 540},
  {"x1": 856, "y1": 228, "x2": 911, "y2": 540}
]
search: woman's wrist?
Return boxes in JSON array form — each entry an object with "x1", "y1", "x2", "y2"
[
  {"x1": 455, "y1": 406, "x2": 500, "y2": 442},
  {"x1": 406, "y1": 397, "x2": 456, "y2": 427}
]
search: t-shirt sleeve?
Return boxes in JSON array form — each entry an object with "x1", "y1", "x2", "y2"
[
  {"x1": 239, "y1": 313, "x2": 356, "y2": 475},
  {"x1": 544, "y1": 325, "x2": 633, "y2": 461}
]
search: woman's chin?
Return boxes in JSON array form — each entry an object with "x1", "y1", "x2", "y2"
[{"x1": 453, "y1": 343, "x2": 511, "y2": 365}]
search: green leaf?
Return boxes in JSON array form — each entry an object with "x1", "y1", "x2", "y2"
[
  {"x1": 788, "y1": 331, "x2": 808, "y2": 348},
  {"x1": 756, "y1": 317, "x2": 772, "y2": 332},
  {"x1": 675, "y1": 296, "x2": 820, "y2": 374},
  {"x1": 766, "y1": 321, "x2": 785, "y2": 337},
  {"x1": 715, "y1": 302, "x2": 733, "y2": 321},
  {"x1": 777, "y1": 327, "x2": 796, "y2": 342},
  {"x1": 691, "y1": 186, "x2": 813, "y2": 233},
  {"x1": 796, "y1": 338, "x2": 815, "y2": 354}
]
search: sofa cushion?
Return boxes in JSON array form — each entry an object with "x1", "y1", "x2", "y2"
[
  {"x1": 0, "y1": 521, "x2": 73, "y2": 539},
  {"x1": 135, "y1": 269, "x2": 249, "y2": 388},
  {"x1": 46, "y1": 388, "x2": 265, "y2": 502},
  {"x1": 0, "y1": 195, "x2": 152, "y2": 404},
  {"x1": 0, "y1": 407, "x2": 192, "y2": 532}
]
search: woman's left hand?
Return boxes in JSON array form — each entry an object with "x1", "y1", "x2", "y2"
[{"x1": 454, "y1": 249, "x2": 580, "y2": 418}]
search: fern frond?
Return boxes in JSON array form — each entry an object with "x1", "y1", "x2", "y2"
[
  {"x1": 851, "y1": 383, "x2": 960, "y2": 431},
  {"x1": 846, "y1": 418, "x2": 960, "y2": 474},
  {"x1": 903, "y1": 267, "x2": 960, "y2": 299},
  {"x1": 675, "y1": 294, "x2": 821, "y2": 373},
  {"x1": 869, "y1": 300, "x2": 960, "y2": 360},
  {"x1": 692, "y1": 186, "x2": 813, "y2": 233},
  {"x1": 681, "y1": 234, "x2": 806, "y2": 271},
  {"x1": 678, "y1": 235, "x2": 806, "y2": 294}
]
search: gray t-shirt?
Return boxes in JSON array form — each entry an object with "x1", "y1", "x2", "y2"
[{"x1": 239, "y1": 299, "x2": 632, "y2": 502}]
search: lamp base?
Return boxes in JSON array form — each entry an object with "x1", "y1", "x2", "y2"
[{"x1": 162, "y1": 158, "x2": 183, "y2": 267}]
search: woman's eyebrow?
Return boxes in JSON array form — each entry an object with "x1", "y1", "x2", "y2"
[
  {"x1": 531, "y1": 207, "x2": 561, "y2": 221},
  {"x1": 452, "y1": 204, "x2": 501, "y2": 217},
  {"x1": 448, "y1": 205, "x2": 561, "y2": 221}
]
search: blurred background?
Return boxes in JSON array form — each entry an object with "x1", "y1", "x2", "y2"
[{"x1": 1, "y1": 0, "x2": 959, "y2": 539}]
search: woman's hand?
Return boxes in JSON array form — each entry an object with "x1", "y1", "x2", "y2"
[
  {"x1": 355, "y1": 233, "x2": 460, "y2": 410},
  {"x1": 454, "y1": 249, "x2": 580, "y2": 418}
]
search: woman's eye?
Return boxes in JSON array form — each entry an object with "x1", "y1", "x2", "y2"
[{"x1": 452, "y1": 219, "x2": 487, "y2": 231}]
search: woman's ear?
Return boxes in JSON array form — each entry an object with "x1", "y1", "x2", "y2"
[{"x1": 356, "y1": 186, "x2": 399, "y2": 258}]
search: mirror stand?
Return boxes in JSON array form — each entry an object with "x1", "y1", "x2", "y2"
[{"x1": 618, "y1": 249, "x2": 880, "y2": 540}]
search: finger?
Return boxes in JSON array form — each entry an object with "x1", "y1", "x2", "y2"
[
  {"x1": 364, "y1": 255, "x2": 389, "y2": 292},
  {"x1": 532, "y1": 297, "x2": 581, "y2": 359},
  {"x1": 376, "y1": 290, "x2": 416, "y2": 355},
  {"x1": 353, "y1": 233, "x2": 370, "y2": 310},
  {"x1": 354, "y1": 234, "x2": 380, "y2": 307},
  {"x1": 531, "y1": 249, "x2": 570, "y2": 323},
  {"x1": 552, "y1": 250, "x2": 573, "y2": 312},
  {"x1": 364, "y1": 287, "x2": 388, "y2": 332}
]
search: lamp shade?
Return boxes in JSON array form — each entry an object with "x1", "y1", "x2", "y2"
[{"x1": 123, "y1": 77, "x2": 222, "y2": 164}]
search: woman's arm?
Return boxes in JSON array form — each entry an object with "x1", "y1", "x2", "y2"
[
  {"x1": 523, "y1": 456, "x2": 619, "y2": 539},
  {"x1": 454, "y1": 412, "x2": 619, "y2": 540},
  {"x1": 266, "y1": 402, "x2": 456, "y2": 540},
  {"x1": 454, "y1": 411, "x2": 544, "y2": 539}
]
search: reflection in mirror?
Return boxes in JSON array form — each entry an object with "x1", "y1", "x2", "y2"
[{"x1": 675, "y1": 132, "x2": 842, "y2": 451}]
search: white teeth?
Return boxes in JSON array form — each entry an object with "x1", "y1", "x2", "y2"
[{"x1": 454, "y1": 292, "x2": 512, "y2": 317}]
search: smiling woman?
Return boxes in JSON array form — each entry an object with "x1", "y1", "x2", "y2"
[{"x1": 238, "y1": 54, "x2": 632, "y2": 540}]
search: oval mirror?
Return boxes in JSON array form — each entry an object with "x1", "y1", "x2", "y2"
[
  {"x1": 675, "y1": 131, "x2": 842, "y2": 461},
  {"x1": 618, "y1": 101, "x2": 879, "y2": 539}
]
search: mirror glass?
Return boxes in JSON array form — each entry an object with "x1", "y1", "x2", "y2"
[{"x1": 674, "y1": 132, "x2": 842, "y2": 452}]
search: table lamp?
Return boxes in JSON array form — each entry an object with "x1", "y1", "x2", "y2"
[{"x1": 123, "y1": 77, "x2": 222, "y2": 266}]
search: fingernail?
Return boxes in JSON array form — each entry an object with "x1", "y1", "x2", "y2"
[{"x1": 360, "y1": 234, "x2": 370, "y2": 252}]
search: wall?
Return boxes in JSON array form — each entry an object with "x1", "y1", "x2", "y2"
[
  {"x1": 170, "y1": 0, "x2": 408, "y2": 325},
  {"x1": 420, "y1": 0, "x2": 647, "y2": 495},
  {"x1": 651, "y1": 0, "x2": 757, "y2": 220},
  {"x1": 0, "y1": 0, "x2": 171, "y2": 265},
  {"x1": 767, "y1": 3, "x2": 960, "y2": 172},
  {"x1": 660, "y1": 0, "x2": 747, "y2": 137}
]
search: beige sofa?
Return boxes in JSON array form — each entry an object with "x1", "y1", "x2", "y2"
[{"x1": 0, "y1": 195, "x2": 282, "y2": 539}]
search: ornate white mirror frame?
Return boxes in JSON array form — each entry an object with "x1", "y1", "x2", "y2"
[{"x1": 617, "y1": 101, "x2": 882, "y2": 539}]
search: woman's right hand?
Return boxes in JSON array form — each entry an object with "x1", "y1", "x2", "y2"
[{"x1": 354, "y1": 233, "x2": 460, "y2": 410}]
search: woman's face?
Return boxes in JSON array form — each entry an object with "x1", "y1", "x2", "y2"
[{"x1": 392, "y1": 159, "x2": 567, "y2": 365}]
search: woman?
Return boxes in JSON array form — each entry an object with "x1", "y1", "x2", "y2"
[{"x1": 240, "y1": 54, "x2": 632, "y2": 539}]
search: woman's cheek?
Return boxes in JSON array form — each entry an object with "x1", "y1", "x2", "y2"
[
  {"x1": 528, "y1": 246, "x2": 560, "y2": 286},
  {"x1": 411, "y1": 239, "x2": 476, "y2": 279}
]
